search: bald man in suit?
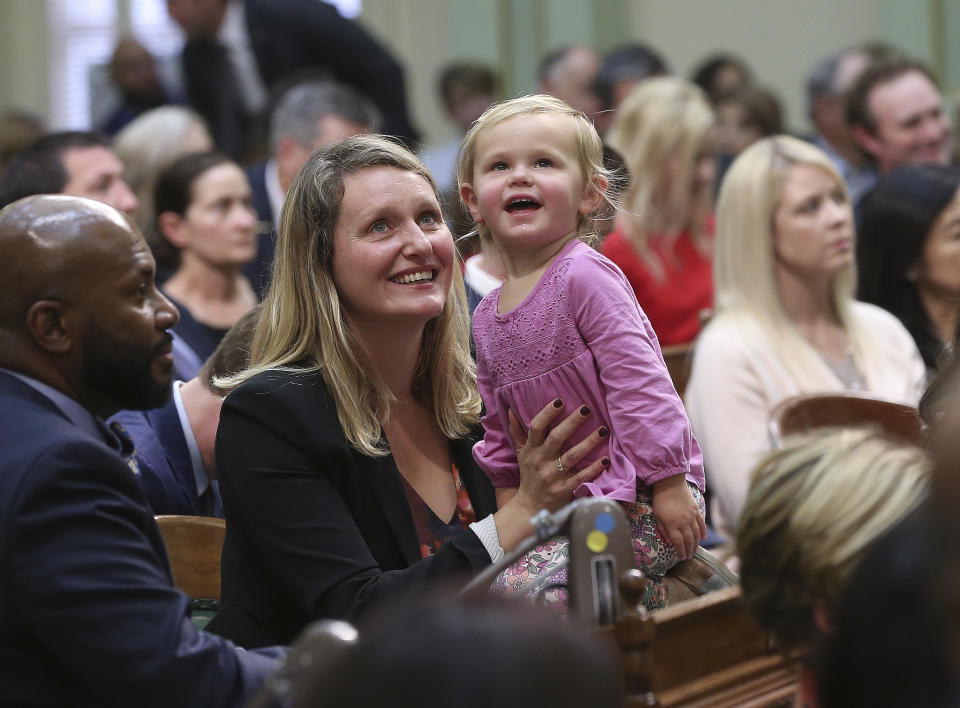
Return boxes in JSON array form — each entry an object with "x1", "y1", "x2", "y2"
[{"x1": 0, "y1": 195, "x2": 283, "y2": 706}]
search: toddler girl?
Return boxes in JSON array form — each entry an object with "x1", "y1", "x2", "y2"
[{"x1": 457, "y1": 95, "x2": 706, "y2": 610}]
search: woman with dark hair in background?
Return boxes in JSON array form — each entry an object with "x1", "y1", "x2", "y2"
[
  {"x1": 690, "y1": 52, "x2": 752, "y2": 104},
  {"x1": 713, "y1": 85, "x2": 784, "y2": 184},
  {"x1": 155, "y1": 151, "x2": 258, "y2": 361},
  {"x1": 714, "y1": 85, "x2": 783, "y2": 156},
  {"x1": 857, "y1": 165, "x2": 960, "y2": 372}
]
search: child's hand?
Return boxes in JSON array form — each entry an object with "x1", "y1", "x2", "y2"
[{"x1": 651, "y1": 475, "x2": 706, "y2": 560}]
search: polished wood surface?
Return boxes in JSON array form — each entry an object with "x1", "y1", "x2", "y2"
[
  {"x1": 606, "y1": 585, "x2": 797, "y2": 707},
  {"x1": 155, "y1": 515, "x2": 225, "y2": 600},
  {"x1": 661, "y1": 343, "x2": 695, "y2": 398},
  {"x1": 769, "y1": 391, "x2": 924, "y2": 447}
]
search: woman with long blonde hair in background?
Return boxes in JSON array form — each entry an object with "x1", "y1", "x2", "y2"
[
  {"x1": 601, "y1": 77, "x2": 716, "y2": 345},
  {"x1": 685, "y1": 136, "x2": 925, "y2": 539}
]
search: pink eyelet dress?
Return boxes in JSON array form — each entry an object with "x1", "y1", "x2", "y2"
[{"x1": 471, "y1": 238, "x2": 706, "y2": 610}]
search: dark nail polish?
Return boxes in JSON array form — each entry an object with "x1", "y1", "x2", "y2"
[
  {"x1": 553, "y1": 399, "x2": 564, "y2": 408},
  {"x1": 598, "y1": 427, "x2": 609, "y2": 438},
  {"x1": 579, "y1": 405, "x2": 590, "y2": 416},
  {"x1": 601, "y1": 457, "x2": 610, "y2": 467}
]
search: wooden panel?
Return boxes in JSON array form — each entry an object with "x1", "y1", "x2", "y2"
[
  {"x1": 770, "y1": 392, "x2": 923, "y2": 447},
  {"x1": 654, "y1": 656, "x2": 797, "y2": 707},
  {"x1": 155, "y1": 515, "x2": 225, "y2": 600},
  {"x1": 660, "y1": 343, "x2": 694, "y2": 398},
  {"x1": 606, "y1": 586, "x2": 797, "y2": 707}
]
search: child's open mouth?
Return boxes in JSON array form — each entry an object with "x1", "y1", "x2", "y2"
[{"x1": 506, "y1": 198, "x2": 542, "y2": 212}]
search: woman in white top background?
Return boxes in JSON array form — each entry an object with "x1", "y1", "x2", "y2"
[{"x1": 684, "y1": 135, "x2": 925, "y2": 539}]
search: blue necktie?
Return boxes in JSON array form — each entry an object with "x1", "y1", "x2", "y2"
[{"x1": 108, "y1": 421, "x2": 141, "y2": 477}]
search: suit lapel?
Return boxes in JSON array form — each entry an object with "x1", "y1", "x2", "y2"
[
  {"x1": 364, "y1": 447, "x2": 421, "y2": 566},
  {"x1": 364, "y1": 433, "x2": 496, "y2": 566},
  {"x1": 147, "y1": 401, "x2": 200, "y2": 513},
  {"x1": 243, "y1": 0, "x2": 274, "y2": 84}
]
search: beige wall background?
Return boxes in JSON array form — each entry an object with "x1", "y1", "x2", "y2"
[
  {"x1": 361, "y1": 0, "x2": 955, "y2": 148},
  {"x1": 0, "y1": 1, "x2": 50, "y2": 122},
  {"x1": 0, "y1": 0, "x2": 957, "y2": 148}
]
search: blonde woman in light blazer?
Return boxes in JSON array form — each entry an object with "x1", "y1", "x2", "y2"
[{"x1": 685, "y1": 136, "x2": 925, "y2": 538}]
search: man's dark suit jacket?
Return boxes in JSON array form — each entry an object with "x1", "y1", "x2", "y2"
[
  {"x1": 207, "y1": 367, "x2": 497, "y2": 649},
  {"x1": 243, "y1": 161, "x2": 275, "y2": 298},
  {"x1": 183, "y1": 0, "x2": 417, "y2": 158},
  {"x1": 110, "y1": 390, "x2": 224, "y2": 518},
  {"x1": 0, "y1": 372, "x2": 280, "y2": 706}
]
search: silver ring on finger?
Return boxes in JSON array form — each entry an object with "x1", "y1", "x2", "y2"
[{"x1": 557, "y1": 455, "x2": 567, "y2": 473}]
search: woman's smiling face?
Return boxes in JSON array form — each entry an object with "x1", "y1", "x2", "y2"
[{"x1": 331, "y1": 166, "x2": 454, "y2": 330}]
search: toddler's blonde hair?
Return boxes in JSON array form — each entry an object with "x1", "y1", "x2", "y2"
[{"x1": 456, "y1": 94, "x2": 614, "y2": 245}]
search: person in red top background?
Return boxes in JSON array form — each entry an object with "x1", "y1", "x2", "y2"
[{"x1": 602, "y1": 77, "x2": 716, "y2": 345}]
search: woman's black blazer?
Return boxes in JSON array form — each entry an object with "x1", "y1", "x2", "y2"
[{"x1": 206, "y1": 366, "x2": 496, "y2": 648}]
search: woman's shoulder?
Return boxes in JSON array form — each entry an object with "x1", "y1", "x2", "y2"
[
  {"x1": 696, "y1": 311, "x2": 758, "y2": 348},
  {"x1": 220, "y1": 364, "x2": 350, "y2": 453},
  {"x1": 165, "y1": 292, "x2": 219, "y2": 361},
  {"x1": 690, "y1": 311, "x2": 777, "y2": 374},
  {"x1": 849, "y1": 301, "x2": 924, "y2": 356},
  {"x1": 849, "y1": 300, "x2": 911, "y2": 334},
  {"x1": 599, "y1": 229, "x2": 641, "y2": 269},
  {"x1": 849, "y1": 302, "x2": 926, "y2": 393},
  {"x1": 225, "y1": 364, "x2": 335, "y2": 416},
  {"x1": 600, "y1": 227, "x2": 630, "y2": 255},
  {"x1": 686, "y1": 312, "x2": 779, "y2": 414}
]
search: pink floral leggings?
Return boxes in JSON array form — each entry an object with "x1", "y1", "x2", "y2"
[{"x1": 491, "y1": 483, "x2": 705, "y2": 612}]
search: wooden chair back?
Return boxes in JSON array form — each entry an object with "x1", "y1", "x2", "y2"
[
  {"x1": 660, "y1": 343, "x2": 695, "y2": 398},
  {"x1": 606, "y1": 586, "x2": 797, "y2": 707},
  {"x1": 769, "y1": 392, "x2": 924, "y2": 448},
  {"x1": 155, "y1": 515, "x2": 225, "y2": 600}
]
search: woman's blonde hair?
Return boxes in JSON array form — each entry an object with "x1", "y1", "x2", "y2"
[
  {"x1": 114, "y1": 106, "x2": 213, "y2": 240},
  {"x1": 455, "y1": 94, "x2": 612, "y2": 246},
  {"x1": 220, "y1": 135, "x2": 481, "y2": 456},
  {"x1": 711, "y1": 135, "x2": 866, "y2": 388},
  {"x1": 607, "y1": 77, "x2": 715, "y2": 280},
  {"x1": 738, "y1": 427, "x2": 930, "y2": 651}
]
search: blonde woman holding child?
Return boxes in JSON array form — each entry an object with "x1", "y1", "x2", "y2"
[
  {"x1": 207, "y1": 135, "x2": 607, "y2": 647},
  {"x1": 458, "y1": 95, "x2": 706, "y2": 609}
]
